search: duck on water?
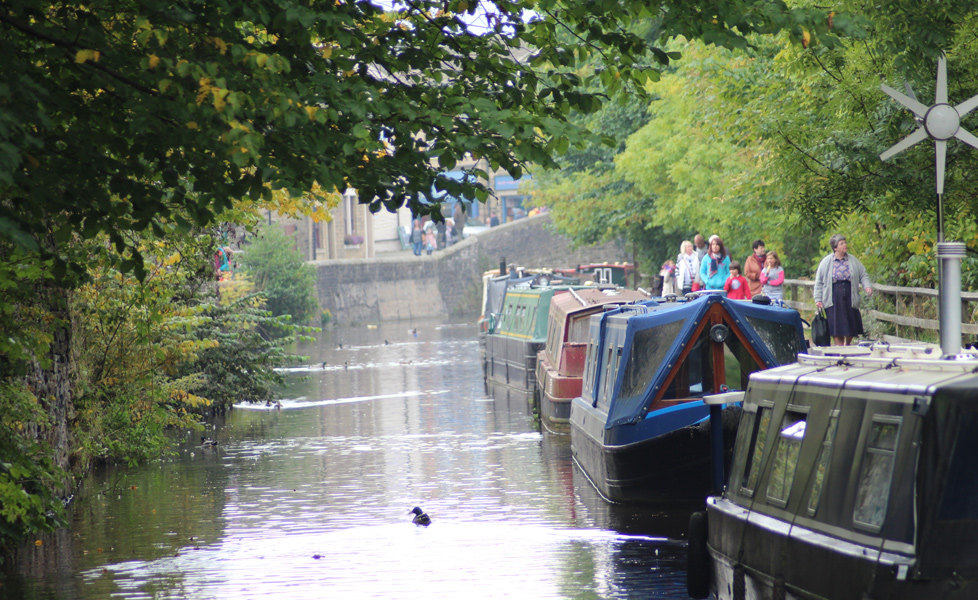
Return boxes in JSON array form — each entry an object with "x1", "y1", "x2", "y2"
[{"x1": 410, "y1": 507, "x2": 431, "y2": 526}]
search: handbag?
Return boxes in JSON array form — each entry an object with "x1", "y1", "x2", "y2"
[{"x1": 812, "y1": 307, "x2": 830, "y2": 347}]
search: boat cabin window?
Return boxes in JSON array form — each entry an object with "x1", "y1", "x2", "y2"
[
  {"x1": 567, "y1": 315, "x2": 590, "y2": 347},
  {"x1": 583, "y1": 340, "x2": 598, "y2": 403},
  {"x1": 853, "y1": 416, "x2": 902, "y2": 532},
  {"x1": 808, "y1": 413, "x2": 840, "y2": 515},
  {"x1": 766, "y1": 409, "x2": 809, "y2": 506},
  {"x1": 597, "y1": 346, "x2": 622, "y2": 409},
  {"x1": 938, "y1": 411, "x2": 978, "y2": 521},
  {"x1": 743, "y1": 315, "x2": 806, "y2": 366},
  {"x1": 741, "y1": 404, "x2": 773, "y2": 496},
  {"x1": 545, "y1": 317, "x2": 560, "y2": 358},
  {"x1": 620, "y1": 321, "x2": 685, "y2": 400}
]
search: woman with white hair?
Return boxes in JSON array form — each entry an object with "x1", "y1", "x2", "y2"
[
  {"x1": 813, "y1": 234, "x2": 873, "y2": 346},
  {"x1": 676, "y1": 240, "x2": 699, "y2": 296}
]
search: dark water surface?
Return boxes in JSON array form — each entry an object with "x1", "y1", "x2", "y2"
[{"x1": 3, "y1": 318, "x2": 696, "y2": 599}]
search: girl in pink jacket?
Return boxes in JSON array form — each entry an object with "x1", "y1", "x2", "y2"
[{"x1": 760, "y1": 251, "x2": 785, "y2": 300}]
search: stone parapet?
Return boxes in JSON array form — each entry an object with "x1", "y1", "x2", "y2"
[{"x1": 312, "y1": 213, "x2": 629, "y2": 323}]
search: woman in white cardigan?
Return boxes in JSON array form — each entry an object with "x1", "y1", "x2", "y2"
[
  {"x1": 676, "y1": 241, "x2": 699, "y2": 296},
  {"x1": 813, "y1": 234, "x2": 873, "y2": 346}
]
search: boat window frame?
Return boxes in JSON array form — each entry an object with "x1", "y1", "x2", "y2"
[
  {"x1": 596, "y1": 345, "x2": 616, "y2": 409},
  {"x1": 583, "y1": 339, "x2": 598, "y2": 405},
  {"x1": 852, "y1": 414, "x2": 903, "y2": 534},
  {"x1": 545, "y1": 314, "x2": 558, "y2": 358},
  {"x1": 765, "y1": 405, "x2": 811, "y2": 508},
  {"x1": 740, "y1": 400, "x2": 775, "y2": 498},
  {"x1": 807, "y1": 409, "x2": 841, "y2": 517}
]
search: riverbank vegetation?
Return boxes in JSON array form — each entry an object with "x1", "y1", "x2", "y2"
[
  {"x1": 532, "y1": 3, "x2": 978, "y2": 289},
  {"x1": 0, "y1": 223, "x2": 318, "y2": 552}
]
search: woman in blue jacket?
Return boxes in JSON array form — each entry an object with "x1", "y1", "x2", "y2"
[{"x1": 699, "y1": 236, "x2": 731, "y2": 290}]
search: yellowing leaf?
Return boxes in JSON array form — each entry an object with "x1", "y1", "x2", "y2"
[
  {"x1": 207, "y1": 37, "x2": 228, "y2": 55},
  {"x1": 75, "y1": 49, "x2": 101, "y2": 64},
  {"x1": 148, "y1": 54, "x2": 160, "y2": 69},
  {"x1": 304, "y1": 106, "x2": 318, "y2": 121},
  {"x1": 186, "y1": 122, "x2": 198, "y2": 129},
  {"x1": 212, "y1": 88, "x2": 230, "y2": 112},
  {"x1": 321, "y1": 46, "x2": 333, "y2": 59}
]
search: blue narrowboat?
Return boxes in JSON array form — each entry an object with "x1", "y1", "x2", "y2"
[{"x1": 570, "y1": 293, "x2": 806, "y2": 504}]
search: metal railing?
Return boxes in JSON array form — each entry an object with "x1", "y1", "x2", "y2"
[{"x1": 782, "y1": 279, "x2": 978, "y2": 343}]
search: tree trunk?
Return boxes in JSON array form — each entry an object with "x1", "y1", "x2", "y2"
[{"x1": 23, "y1": 280, "x2": 74, "y2": 495}]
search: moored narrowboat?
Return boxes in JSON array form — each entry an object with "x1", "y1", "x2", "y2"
[
  {"x1": 535, "y1": 287, "x2": 651, "y2": 431},
  {"x1": 690, "y1": 344, "x2": 978, "y2": 599},
  {"x1": 485, "y1": 285, "x2": 581, "y2": 394},
  {"x1": 478, "y1": 268, "x2": 580, "y2": 334},
  {"x1": 570, "y1": 293, "x2": 806, "y2": 504}
]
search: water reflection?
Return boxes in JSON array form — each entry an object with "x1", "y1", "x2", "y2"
[{"x1": 3, "y1": 318, "x2": 695, "y2": 600}]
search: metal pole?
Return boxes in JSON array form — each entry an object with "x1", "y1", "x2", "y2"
[
  {"x1": 938, "y1": 241, "x2": 966, "y2": 355},
  {"x1": 710, "y1": 404, "x2": 725, "y2": 493}
]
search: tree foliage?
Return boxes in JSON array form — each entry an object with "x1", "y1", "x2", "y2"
[
  {"x1": 0, "y1": 0, "x2": 861, "y2": 281},
  {"x1": 238, "y1": 227, "x2": 320, "y2": 327},
  {"x1": 534, "y1": 2, "x2": 978, "y2": 287}
]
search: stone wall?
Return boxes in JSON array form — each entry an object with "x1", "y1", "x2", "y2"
[{"x1": 312, "y1": 212, "x2": 631, "y2": 323}]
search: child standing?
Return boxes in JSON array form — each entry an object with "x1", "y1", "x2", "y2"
[
  {"x1": 660, "y1": 259, "x2": 676, "y2": 295},
  {"x1": 760, "y1": 251, "x2": 785, "y2": 300},
  {"x1": 425, "y1": 228, "x2": 436, "y2": 255},
  {"x1": 724, "y1": 261, "x2": 752, "y2": 300}
]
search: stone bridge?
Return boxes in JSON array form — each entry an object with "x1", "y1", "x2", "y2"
[{"x1": 311, "y1": 212, "x2": 631, "y2": 324}]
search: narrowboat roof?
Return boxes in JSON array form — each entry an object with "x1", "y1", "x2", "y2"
[
  {"x1": 549, "y1": 287, "x2": 650, "y2": 319},
  {"x1": 589, "y1": 293, "x2": 806, "y2": 428},
  {"x1": 750, "y1": 344, "x2": 978, "y2": 395},
  {"x1": 493, "y1": 285, "x2": 582, "y2": 341},
  {"x1": 483, "y1": 272, "x2": 580, "y2": 323}
]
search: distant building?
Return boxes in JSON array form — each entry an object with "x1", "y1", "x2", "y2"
[{"x1": 269, "y1": 165, "x2": 533, "y2": 260}]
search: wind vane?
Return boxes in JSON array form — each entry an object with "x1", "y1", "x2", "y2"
[{"x1": 878, "y1": 55, "x2": 975, "y2": 355}]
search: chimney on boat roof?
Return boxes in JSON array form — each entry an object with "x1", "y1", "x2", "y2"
[{"x1": 938, "y1": 242, "x2": 967, "y2": 356}]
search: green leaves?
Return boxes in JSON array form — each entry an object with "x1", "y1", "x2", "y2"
[{"x1": 237, "y1": 227, "x2": 320, "y2": 328}]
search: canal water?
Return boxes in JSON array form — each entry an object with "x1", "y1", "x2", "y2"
[{"x1": 3, "y1": 318, "x2": 696, "y2": 599}]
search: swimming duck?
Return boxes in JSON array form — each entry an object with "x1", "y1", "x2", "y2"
[
  {"x1": 200, "y1": 437, "x2": 218, "y2": 448},
  {"x1": 409, "y1": 506, "x2": 431, "y2": 526}
]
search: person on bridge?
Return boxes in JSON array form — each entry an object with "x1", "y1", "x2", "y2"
[
  {"x1": 813, "y1": 234, "x2": 873, "y2": 346},
  {"x1": 700, "y1": 236, "x2": 731, "y2": 290},
  {"x1": 411, "y1": 220, "x2": 423, "y2": 256}
]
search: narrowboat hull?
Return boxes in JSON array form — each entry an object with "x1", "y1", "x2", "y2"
[
  {"x1": 705, "y1": 497, "x2": 977, "y2": 600},
  {"x1": 570, "y1": 400, "x2": 741, "y2": 503},
  {"x1": 535, "y1": 351, "x2": 580, "y2": 429},
  {"x1": 692, "y1": 347, "x2": 978, "y2": 600},
  {"x1": 485, "y1": 333, "x2": 542, "y2": 393}
]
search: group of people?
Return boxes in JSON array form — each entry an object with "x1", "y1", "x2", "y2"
[
  {"x1": 410, "y1": 217, "x2": 460, "y2": 256},
  {"x1": 661, "y1": 233, "x2": 873, "y2": 346},
  {"x1": 662, "y1": 235, "x2": 784, "y2": 300}
]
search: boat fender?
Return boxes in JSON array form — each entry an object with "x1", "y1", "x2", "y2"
[{"x1": 687, "y1": 510, "x2": 711, "y2": 599}]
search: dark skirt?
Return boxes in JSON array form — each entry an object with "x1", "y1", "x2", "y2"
[{"x1": 826, "y1": 280, "x2": 863, "y2": 338}]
